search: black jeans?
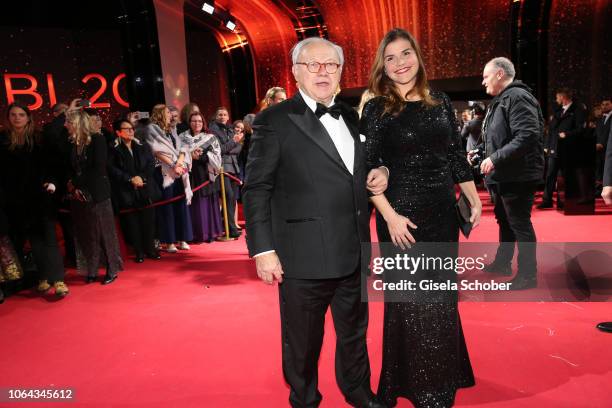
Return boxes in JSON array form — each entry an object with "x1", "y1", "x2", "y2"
[
  {"x1": 279, "y1": 270, "x2": 372, "y2": 408},
  {"x1": 489, "y1": 182, "x2": 538, "y2": 280}
]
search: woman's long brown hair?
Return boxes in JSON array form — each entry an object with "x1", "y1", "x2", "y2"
[{"x1": 367, "y1": 28, "x2": 438, "y2": 116}]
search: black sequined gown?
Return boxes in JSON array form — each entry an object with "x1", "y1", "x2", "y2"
[{"x1": 360, "y1": 92, "x2": 475, "y2": 407}]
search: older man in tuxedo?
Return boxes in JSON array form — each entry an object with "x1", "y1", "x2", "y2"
[{"x1": 243, "y1": 37, "x2": 388, "y2": 408}]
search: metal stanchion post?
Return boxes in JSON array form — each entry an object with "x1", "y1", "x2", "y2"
[{"x1": 217, "y1": 167, "x2": 236, "y2": 241}]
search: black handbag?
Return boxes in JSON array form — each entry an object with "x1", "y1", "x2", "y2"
[{"x1": 455, "y1": 192, "x2": 473, "y2": 238}]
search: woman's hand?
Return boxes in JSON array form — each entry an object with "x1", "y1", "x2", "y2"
[
  {"x1": 385, "y1": 212, "x2": 417, "y2": 250},
  {"x1": 469, "y1": 203, "x2": 482, "y2": 229},
  {"x1": 173, "y1": 164, "x2": 186, "y2": 176},
  {"x1": 191, "y1": 148, "x2": 203, "y2": 160}
]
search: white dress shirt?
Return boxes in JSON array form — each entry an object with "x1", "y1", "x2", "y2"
[{"x1": 299, "y1": 89, "x2": 355, "y2": 175}]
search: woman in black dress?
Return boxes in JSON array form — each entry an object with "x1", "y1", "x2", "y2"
[{"x1": 361, "y1": 29, "x2": 482, "y2": 407}]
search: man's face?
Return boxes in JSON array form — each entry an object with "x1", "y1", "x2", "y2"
[
  {"x1": 482, "y1": 63, "x2": 504, "y2": 96},
  {"x1": 216, "y1": 109, "x2": 229, "y2": 125},
  {"x1": 170, "y1": 110, "x2": 179, "y2": 127},
  {"x1": 601, "y1": 100, "x2": 612, "y2": 114},
  {"x1": 292, "y1": 42, "x2": 342, "y2": 105},
  {"x1": 555, "y1": 93, "x2": 566, "y2": 106}
]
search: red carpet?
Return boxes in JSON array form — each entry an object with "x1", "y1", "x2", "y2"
[{"x1": 1, "y1": 193, "x2": 611, "y2": 407}]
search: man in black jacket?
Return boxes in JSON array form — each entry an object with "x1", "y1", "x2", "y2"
[
  {"x1": 539, "y1": 88, "x2": 587, "y2": 208},
  {"x1": 595, "y1": 98, "x2": 612, "y2": 193},
  {"x1": 469, "y1": 57, "x2": 544, "y2": 290},
  {"x1": 243, "y1": 37, "x2": 388, "y2": 407},
  {"x1": 209, "y1": 107, "x2": 242, "y2": 238}
]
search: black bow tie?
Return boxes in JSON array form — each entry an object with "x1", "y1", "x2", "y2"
[{"x1": 315, "y1": 103, "x2": 344, "y2": 120}]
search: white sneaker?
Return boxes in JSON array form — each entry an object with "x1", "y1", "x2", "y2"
[
  {"x1": 178, "y1": 241, "x2": 190, "y2": 250},
  {"x1": 165, "y1": 244, "x2": 178, "y2": 253}
]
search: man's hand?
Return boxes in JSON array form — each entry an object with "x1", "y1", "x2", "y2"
[
  {"x1": 480, "y1": 157, "x2": 495, "y2": 175},
  {"x1": 559, "y1": 132, "x2": 567, "y2": 139},
  {"x1": 467, "y1": 149, "x2": 478, "y2": 165},
  {"x1": 602, "y1": 186, "x2": 612, "y2": 206},
  {"x1": 367, "y1": 167, "x2": 388, "y2": 195},
  {"x1": 254, "y1": 252, "x2": 284, "y2": 284},
  {"x1": 596, "y1": 144, "x2": 604, "y2": 152}
]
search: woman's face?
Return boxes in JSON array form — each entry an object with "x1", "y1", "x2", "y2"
[
  {"x1": 383, "y1": 38, "x2": 419, "y2": 88},
  {"x1": 116, "y1": 122, "x2": 135, "y2": 142},
  {"x1": 233, "y1": 122, "x2": 244, "y2": 135},
  {"x1": 64, "y1": 119, "x2": 76, "y2": 135},
  {"x1": 8, "y1": 106, "x2": 29, "y2": 130},
  {"x1": 190, "y1": 115, "x2": 204, "y2": 134},
  {"x1": 91, "y1": 116, "x2": 102, "y2": 132},
  {"x1": 164, "y1": 108, "x2": 171, "y2": 126}
]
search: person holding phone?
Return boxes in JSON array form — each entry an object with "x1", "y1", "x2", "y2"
[{"x1": 65, "y1": 109, "x2": 123, "y2": 285}]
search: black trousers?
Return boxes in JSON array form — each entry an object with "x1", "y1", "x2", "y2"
[
  {"x1": 57, "y1": 210, "x2": 76, "y2": 264},
  {"x1": 279, "y1": 270, "x2": 372, "y2": 408},
  {"x1": 489, "y1": 183, "x2": 538, "y2": 280},
  {"x1": 120, "y1": 207, "x2": 156, "y2": 257},
  {"x1": 221, "y1": 175, "x2": 239, "y2": 233},
  {"x1": 595, "y1": 149, "x2": 605, "y2": 182},
  {"x1": 9, "y1": 217, "x2": 65, "y2": 282},
  {"x1": 542, "y1": 156, "x2": 562, "y2": 204}
]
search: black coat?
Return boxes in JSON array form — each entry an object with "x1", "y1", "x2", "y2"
[
  {"x1": 243, "y1": 93, "x2": 370, "y2": 280},
  {"x1": 480, "y1": 80, "x2": 545, "y2": 184},
  {"x1": 69, "y1": 133, "x2": 111, "y2": 203},
  {"x1": 547, "y1": 101, "x2": 587, "y2": 159},
  {"x1": 0, "y1": 131, "x2": 58, "y2": 225},
  {"x1": 108, "y1": 140, "x2": 160, "y2": 209}
]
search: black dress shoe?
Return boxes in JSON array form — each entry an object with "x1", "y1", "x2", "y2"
[
  {"x1": 483, "y1": 262, "x2": 513, "y2": 276},
  {"x1": 85, "y1": 276, "x2": 97, "y2": 284},
  {"x1": 596, "y1": 322, "x2": 612, "y2": 333},
  {"x1": 508, "y1": 276, "x2": 537, "y2": 290},
  {"x1": 147, "y1": 252, "x2": 161, "y2": 260},
  {"x1": 0, "y1": 287, "x2": 4, "y2": 304},
  {"x1": 229, "y1": 231, "x2": 241, "y2": 239},
  {"x1": 537, "y1": 201, "x2": 553, "y2": 209},
  {"x1": 102, "y1": 274, "x2": 117, "y2": 285},
  {"x1": 135, "y1": 256, "x2": 145, "y2": 263}
]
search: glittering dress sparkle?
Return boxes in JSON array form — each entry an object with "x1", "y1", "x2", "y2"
[{"x1": 361, "y1": 92, "x2": 475, "y2": 407}]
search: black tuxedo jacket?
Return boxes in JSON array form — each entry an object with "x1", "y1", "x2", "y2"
[
  {"x1": 547, "y1": 102, "x2": 586, "y2": 158},
  {"x1": 243, "y1": 93, "x2": 370, "y2": 280}
]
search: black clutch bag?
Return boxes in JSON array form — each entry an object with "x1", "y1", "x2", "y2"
[{"x1": 455, "y1": 192, "x2": 472, "y2": 238}]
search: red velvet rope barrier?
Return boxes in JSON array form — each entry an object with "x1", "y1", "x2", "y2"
[{"x1": 59, "y1": 173, "x2": 243, "y2": 215}]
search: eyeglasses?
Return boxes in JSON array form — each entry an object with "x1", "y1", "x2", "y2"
[
  {"x1": 190, "y1": 120, "x2": 203, "y2": 123},
  {"x1": 234, "y1": 128, "x2": 243, "y2": 133},
  {"x1": 295, "y1": 61, "x2": 341, "y2": 74},
  {"x1": 120, "y1": 127, "x2": 134, "y2": 132}
]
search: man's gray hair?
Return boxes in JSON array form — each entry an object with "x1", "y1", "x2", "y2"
[
  {"x1": 487, "y1": 57, "x2": 516, "y2": 79},
  {"x1": 291, "y1": 37, "x2": 344, "y2": 66}
]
